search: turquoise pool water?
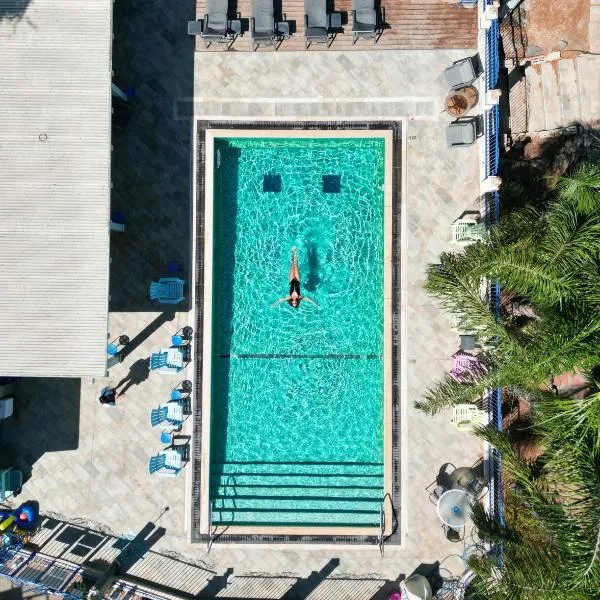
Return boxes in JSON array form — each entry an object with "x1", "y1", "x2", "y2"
[{"x1": 209, "y1": 136, "x2": 386, "y2": 527}]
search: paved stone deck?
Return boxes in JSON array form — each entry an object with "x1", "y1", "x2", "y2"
[{"x1": 0, "y1": 0, "x2": 484, "y2": 597}]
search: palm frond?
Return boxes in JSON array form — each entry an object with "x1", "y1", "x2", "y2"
[
  {"x1": 425, "y1": 251, "x2": 504, "y2": 338},
  {"x1": 541, "y1": 202, "x2": 600, "y2": 272},
  {"x1": 555, "y1": 163, "x2": 600, "y2": 214},
  {"x1": 477, "y1": 247, "x2": 581, "y2": 308},
  {"x1": 414, "y1": 374, "x2": 483, "y2": 414}
]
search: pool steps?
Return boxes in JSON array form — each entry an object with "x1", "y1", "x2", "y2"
[{"x1": 210, "y1": 461, "x2": 384, "y2": 527}]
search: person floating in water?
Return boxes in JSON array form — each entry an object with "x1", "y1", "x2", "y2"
[{"x1": 272, "y1": 246, "x2": 319, "y2": 309}]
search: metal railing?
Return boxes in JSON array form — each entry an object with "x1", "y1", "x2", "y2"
[
  {"x1": 0, "y1": 549, "x2": 82, "y2": 600},
  {"x1": 484, "y1": 104, "x2": 500, "y2": 178},
  {"x1": 378, "y1": 502, "x2": 385, "y2": 556},
  {"x1": 485, "y1": 20, "x2": 500, "y2": 90}
]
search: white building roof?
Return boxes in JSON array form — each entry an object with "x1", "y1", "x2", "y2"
[{"x1": 0, "y1": 0, "x2": 112, "y2": 377}]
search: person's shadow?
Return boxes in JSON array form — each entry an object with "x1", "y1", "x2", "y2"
[
  {"x1": 304, "y1": 245, "x2": 321, "y2": 292},
  {"x1": 115, "y1": 358, "x2": 150, "y2": 396}
]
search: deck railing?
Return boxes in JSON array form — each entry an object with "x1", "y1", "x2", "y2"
[
  {"x1": 485, "y1": 20, "x2": 500, "y2": 90},
  {"x1": 484, "y1": 104, "x2": 500, "y2": 178},
  {"x1": 0, "y1": 549, "x2": 82, "y2": 600},
  {"x1": 480, "y1": 2, "x2": 506, "y2": 564}
]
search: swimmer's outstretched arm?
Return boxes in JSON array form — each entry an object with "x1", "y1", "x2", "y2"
[
  {"x1": 301, "y1": 295, "x2": 320, "y2": 307},
  {"x1": 271, "y1": 296, "x2": 292, "y2": 307}
]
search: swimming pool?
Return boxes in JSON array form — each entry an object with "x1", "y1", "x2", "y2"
[{"x1": 200, "y1": 130, "x2": 393, "y2": 534}]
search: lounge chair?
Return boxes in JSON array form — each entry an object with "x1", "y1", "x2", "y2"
[
  {"x1": 425, "y1": 462, "x2": 456, "y2": 505},
  {"x1": 148, "y1": 278, "x2": 185, "y2": 304},
  {"x1": 304, "y1": 0, "x2": 335, "y2": 48},
  {"x1": 444, "y1": 56, "x2": 479, "y2": 89},
  {"x1": 0, "y1": 468, "x2": 23, "y2": 502},
  {"x1": 150, "y1": 401, "x2": 184, "y2": 431},
  {"x1": 451, "y1": 217, "x2": 486, "y2": 244},
  {"x1": 352, "y1": 0, "x2": 382, "y2": 44},
  {"x1": 451, "y1": 403, "x2": 487, "y2": 431},
  {"x1": 450, "y1": 351, "x2": 486, "y2": 382},
  {"x1": 148, "y1": 450, "x2": 183, "y2": 477},
  {"x1": 201, "y1": 0, "x2": 230, "y2": 47},
  {"x1": 446, "y1": 119, "x2": 478, "y2": 147},
  {"x1": 252, "y1": 0, "x2": 277, "y2": 50},
  {"x1": 150, "y1": 348, "x2": 185, "y2": 374}
]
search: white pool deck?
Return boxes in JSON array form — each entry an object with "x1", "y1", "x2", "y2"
[{"x1": 3, "y1": 49, "x2": 484, "y2": 598}]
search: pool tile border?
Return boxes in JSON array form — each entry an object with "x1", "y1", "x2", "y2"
[{"x1": 192, "y1": 120, "x2": 402, "y2": 545}]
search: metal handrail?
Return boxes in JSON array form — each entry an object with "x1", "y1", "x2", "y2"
[
  {"x1": 206, "y1": 501, "x2": 214, "y2": 554},
  {"x1": 378, "y1": 501, "x2": 385, "y2": 556}
]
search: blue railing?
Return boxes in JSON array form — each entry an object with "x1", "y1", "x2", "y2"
[
  {"x1": 485, "y1": 20, "x2": 500, "y2": 90},
  {"x1": 478, "y1": 0, "x2": 505, "y2": 570},
  {"x1": 484, "y1": 104, "x2": 500, "y2": 178}
]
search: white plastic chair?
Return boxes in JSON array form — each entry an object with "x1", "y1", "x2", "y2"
[
  {"x1": 148, "y1": 450, "x2": 183, "y2": 477},
  {"x1": 451, "y1": 218, "x2": 486, "y2": 244},
  {"x1": 0, "y1": 467, "x2": 23, "y2": 501},
  {"x1": 451, "y1": 403, "x2": 487, "y2": 431}
]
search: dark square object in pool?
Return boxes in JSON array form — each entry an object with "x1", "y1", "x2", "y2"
[
  {"x1": 323, "y1": 175, "x2": 341, "y2": 193},
  {"x1": 263, "y1": 174, "x2": 281, "y2": 192}
]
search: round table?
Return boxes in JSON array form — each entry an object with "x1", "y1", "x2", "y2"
[
  {"x1": 400, "y1": 574, "x2": 432, "y2": 600},
  {"x1": 444, "y1": 85, "x2": 479, "y2": 117},
  {"x1": 449, "y1": 467, "x2": 476, "y2": 489},
  {"x1": 436, "y1": 489, "x2": 473, "y2": 528}
]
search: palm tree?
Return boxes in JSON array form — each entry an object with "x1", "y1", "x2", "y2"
[
  {"x1": 419, "y1": 161, "x2": 600, "y2": 598},
  {"x1": 463, "y1": 419, "x2": 600, "y2": 599},
  {"x1": 419, "y1": 163, "x2": 600, "y2": 416}
]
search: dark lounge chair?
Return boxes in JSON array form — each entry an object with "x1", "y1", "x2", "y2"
[
  {"x1": 444, "y1": 56, "x2": 480, "y2": 89},
  {"x1": 446, "y1": 119, "x2": 478, "y2": 148},
  {"x1": 352, "y1": 0, "x2": 383, "y2": 44},
  {"x1": 252, "y1": 0, "x2": 278, "y2": 50},
  {"x1": 201, "y1": 0, "x2": 238, "y2": 48},
  {"x1": 304, "y1": 0, "x2": 330, "y2": 48}
]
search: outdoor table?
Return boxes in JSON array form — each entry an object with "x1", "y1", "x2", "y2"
[
  {"x1": 328, "y1": 12, "x2": 343, "y2": 30},
  {"x1": 436, "y1": 489, "x2": 473, "y2": 528},
  {"x1": 228, "y1": 19, "x2": 242, "y2": 35},
  {"x1": 444, "y1": 85, "x2": 479, "y2": 117},
  {"x1": 277, "y1": 21, "x2": 291, "y2": 39},
  {"x1": 449, "y1": 466, "x2": 486, "y2": 497}
]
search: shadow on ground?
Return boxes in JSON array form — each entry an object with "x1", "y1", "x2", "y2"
[
  {"x1": 501, "y1": 124, "x2": 600, "y2": 213},
  {"x1": 0, "y1": 0, "x2": 31, "y2": 22},
  {"x1": 0, "y1": 589, "x2": 22, "y2": 600},
  {"x1": 0, "y1": 378, "x2": 80, "y2": 486},
  {"x1": 109, "y1": 0, "x2": 196, "y2": 312}
]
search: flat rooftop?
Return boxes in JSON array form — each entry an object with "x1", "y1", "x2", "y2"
[{"x1": 0, "y1": 0, "x2": 113, "y2": 377}]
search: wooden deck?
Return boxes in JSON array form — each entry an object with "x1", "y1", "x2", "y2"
[{"x1": 194, "y1": 0, "x2": 477, "y2": 51}]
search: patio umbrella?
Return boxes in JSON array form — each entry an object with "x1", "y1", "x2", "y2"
[{"x1": 399, "y1": 574, "x2": 432, "y2": 600}]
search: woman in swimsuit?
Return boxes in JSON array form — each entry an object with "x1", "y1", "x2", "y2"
[{"x1": 272, "y1": 247, "x2": 318, "y2": 309}]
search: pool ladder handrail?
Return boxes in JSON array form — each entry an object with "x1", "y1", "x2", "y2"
[
  {"x1": 206, "y1": 501, "x2": 215, "y2": 554},
  {"x1": 378, "y1": 501, "x2": 385, "y2": 557}
]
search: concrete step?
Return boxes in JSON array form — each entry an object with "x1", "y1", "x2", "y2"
[
  {"x1": 526, "y1": 63, "x2": 546, "y2": 132},
  {"x1": 541, "y1": 61, "x2": 562, "y2": 130},
  {"x1": 576, "y1": 54, "x2": 600, "y2": 126},
  {"x1": 590, "y1": 3, "x2": 600, "y2": 54},
  {"x1": 211, "y1": 507, "x2": 381, "y2": 526},
  {"x1": 508, "y1": 67, "x2": 528, "y2": 134},
  {"x1": 558, "y1": 59, "x2": 581, "y2": 125}
]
